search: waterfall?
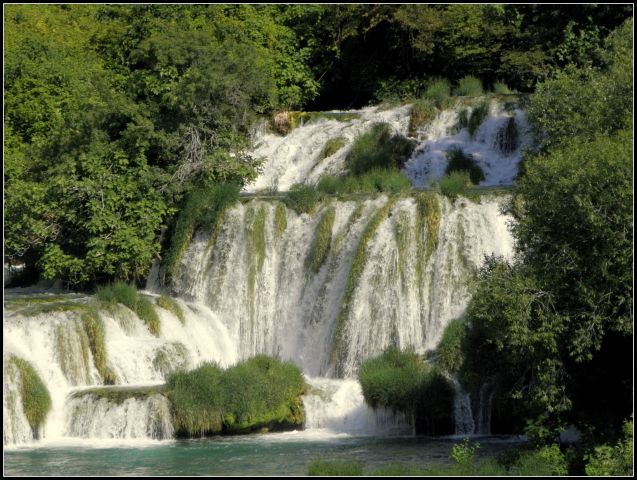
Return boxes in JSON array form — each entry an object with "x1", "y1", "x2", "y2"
[
  {"x1": 404, "y1": 99, "x2": 530, "y2": 187},
  {"x1": 4, "y1": 99, "x2": 522, "y2": 446},
  {"x1": 3, "y1": 295, "x2": 237, "y2": 445},
  {"x1": 169, "y1": 194, "x2": 513, "y2": 378},
  {"x1": 64, "y1": 390, "x2": 173, "y2": 440},
  {"x1": 453, "y1": 381, "x2": 476, "y2": 436},
  {"x1": 302, "y1": 377, "x2": 411, "y2": 435}
]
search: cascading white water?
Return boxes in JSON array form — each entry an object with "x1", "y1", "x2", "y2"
[
  {"x1": 169, "y1": 194, "x2": 513, "y2": 378},
  {"x1": 302, "y1": 377, "x2": 411, "y2": 435},
  {"x1": 64, "y1": 391, "x2": 173, "y2": 440},
  {"x1": 404, "y1": 99, "x2": 530, "y2": 187},
  {"x1": 245, "y1": 105, "x2": 411, "y2": 192},
  {"x1": 3, "y1": 296, "x2": 237, "y2": 445}
]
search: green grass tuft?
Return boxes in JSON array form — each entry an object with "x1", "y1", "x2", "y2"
[
  {"x1": 274, "y1": 203, "x2": 287, "y2": 238},
  {"x1": 346, "y1": 123, "x2": 416, "y2": 175},
  {"x1": 9, "y1": 356, "x2": 52, "y2": 434},
  {"x1": 493, "y1": 81, "x2": 512, "y2": 94},
  {"x1": 81, "y1": 307, "x2": 117, "y2": 384},
  {"x1": 318, "y1": 136, "x2": 347, "y2": 162},
  {"x1": 445, "y1": 147, "x2": 485, "y2": 185},
  {"x1": 307, "y1": 206, "x2": 336, "y2": 273},
  {"x1": 95, "y1": 283, "x2": 161, "y2": 336},
  {"x1": 136, "y1": 296, "x2": 161, "y2": 336},
  {"x1": 308, "y1": 459, "x2": 363, "y2": 476},
  {"x1": 284, "y1": 183, "x2": 324, "y2": 215},
  {"x1": 455, "y1": 75, "x2": 484, "y2": 96},
  {"x1": 317, "y1": 169, "x2": 412, "y2": 196},
  {"x1": 164, "y1": 183, "x2": 240, "y2": 281},
  {"x1": 409, "y1": 99, "x2": 438, "y2": 136},
  {"x1": 436, "y1": 171, "x2": 472, "y2": 199},
  {"x1": 70, "y1": 385, "x2": 168, "y2": 405},
  {"x1": 156, "y1": 296, "x2": 186, "y2": 324},
  {"x1": 425, "y1": 78, "x2": 451, "y2": 107}
]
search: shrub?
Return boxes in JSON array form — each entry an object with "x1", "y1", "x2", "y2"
[
  {"x1": 358, "y1": 346, "x2": 454, "y2": 433},
  {"x1": 437, "y1": 171, "x2": 471, "y2": 199},
  {"x1": 318, "y1": 136, "x2": 347, "y2": 162},
  {"x1": 509, "y1": 444, "x2": 568, "y2": 476},
  {"x1": 346, "y1": 123, "x2": 416, "y2": 175},
  {"x1": 220, "y1": 355, "x2": 306, "y2": 433},
  {"x1": 156, "y1": 296, "x2": 186, "y2": 324},
  {"x1": 164, "y1": 183, "x2": 240, "y2": 280},
  {"x1": 409, "y1": 99, "x2": 438, "y2": 136},
  {"x1": 467, "y1": 102, "x2": 489, "y2": 137},
  {"x1": 425, "y1": 78, "x2": 451, "y2": 107},
  {"x1": 435, "y1": 318, "x2": 466, "y2": 375},
  {"x1": 9, "y1": 356, "x2": 52, "y2": 435},
  {"x1": 445, "y1": 147, "x2": 485, "y2": 185},
  {"x1": 166, "y1": 356, "x2": 306, "y2": 437},
  {"x1": 452, "y1": 438, "x2": 481, "y2": 475},
  {"x1": 455, "y1": 75, "x2": 484, "y2": 96},
  {"x1": 308, "y1": 459, "x2": 363, "y2": 476},
  {"x1": 284, "y1": 183, "x2": 323, "y2": 215},
  {"x1": 493, "y1": 81, "x2": 512, "y2": 94},
  {"x1": 316, "y1": 175, "x2": 342, "y2": 195},
  {"x1": 585, "y1": 418, "x2": 633, "y2": 476},
  {"x1": 307, "y1": 206, "x2": 336, "y2": 273}
]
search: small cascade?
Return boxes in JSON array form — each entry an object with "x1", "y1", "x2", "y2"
[
  {"x1": 3, "y1": 359, "x2": 35, "y2": 445},
  {"x1": 245, "y1": 105, "x2": 411, "y2": 192},
  {"x1": 64, "y1": 389, "x2": 173, "y2": 440},
  {"x1": 302, "y1": 377, "x2": 411, "y2": 435},
  {"x1": 477, "y1": 382, "x2": 496, "y2": 435},
  {"x1": 453, "y1": 385, "x2": 476, "y2": 435},
  {"x1": 3, "y1": 295, "x2": 237, "y2": 445},
  {"x1": 403, "y1": 99, "x2": 530, "y2": 187}
]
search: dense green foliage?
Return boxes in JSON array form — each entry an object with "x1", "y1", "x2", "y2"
[
  {"x1": 445, "y1": 148, "x2": 485, "y2": 185},
  {"x1": 9, "y1": 356, "x2": 52, "y2": 434},
  {"x1": 358, "y1": 347, "x2": 454, "y2": 434},
  {"x1": 457, "y1": 18, "x2": 633, "y2": 446},
  {"x1": 167, "y1": 355, "x2": 306, "y2": 437},
  {"x1": 584, "y1": 418, "x2": 633, "y2": 476},
  {"x1": 408, "y1": 99, "x2": 438, "y2": 136},
  {"x1": 527, "y1": 19, "x2": 633, "y2": 151},
  {"x1": 318, "y1": 136, "x2": 347, "y2": 161},
  {"x1": 345, "y1": 123, "x2": 416, "y2": 175}
]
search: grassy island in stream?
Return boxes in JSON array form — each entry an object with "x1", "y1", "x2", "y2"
[{"x1": 166, "y1": 355, "x2": 307, "y2": 437}]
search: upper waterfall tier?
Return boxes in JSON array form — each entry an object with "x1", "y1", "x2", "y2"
[
  {"x1": 168, "y1": 193, "x2": 514, "y2": 377},
  {"x1": 244, "y1": 97, "x2": 529, "y2": 192}
]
